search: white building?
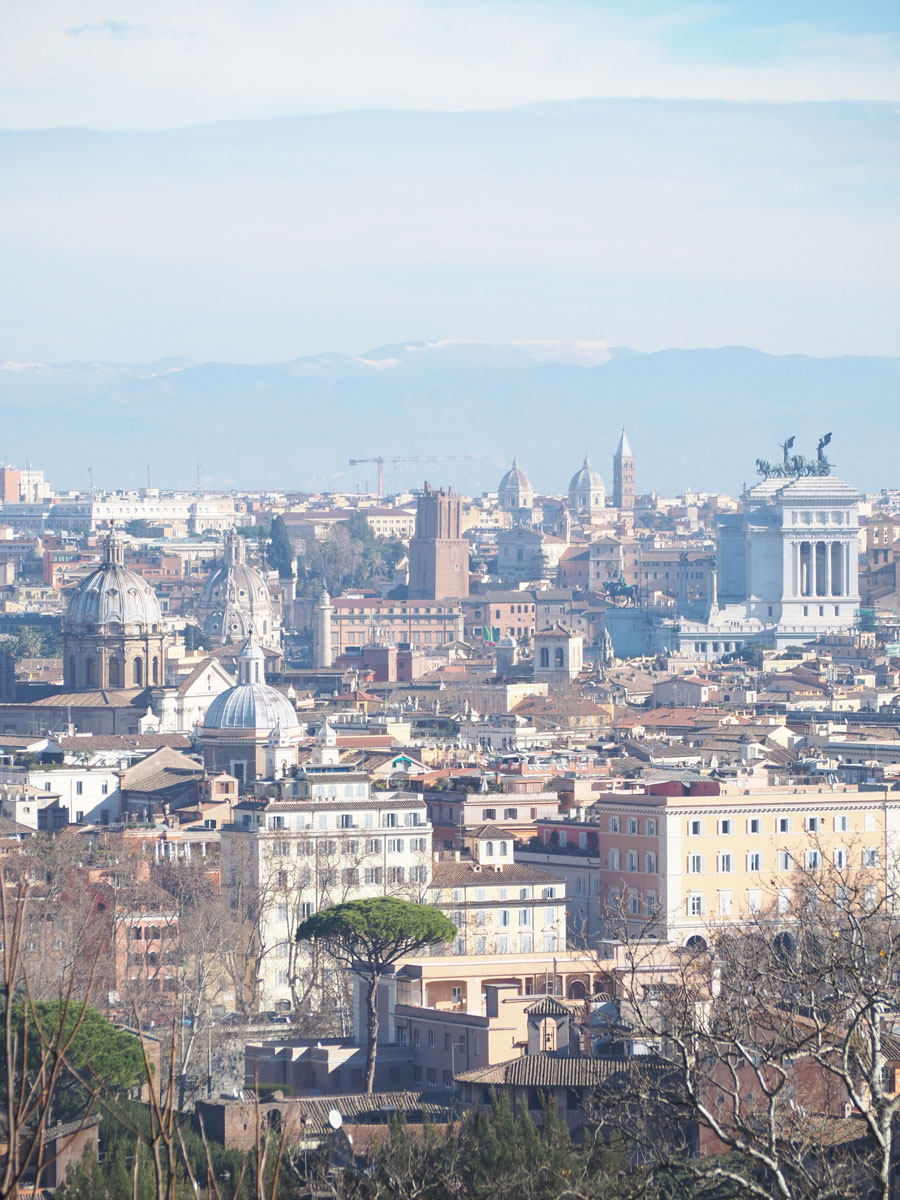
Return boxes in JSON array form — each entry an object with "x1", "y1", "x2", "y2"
[
  {"x1": 676, "y1": 464, "x2": 862, "y2": 660},
  {"x1": 220, "y1": 775, "x2": 433, "y2": 1012}
]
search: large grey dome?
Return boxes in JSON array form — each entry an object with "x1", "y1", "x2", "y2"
[
  {"x1": 196, "y1": 532, "x2": 277, "y2": 647},
  {"x1": 203, "y1": 683, "x2": 299, "y2": 732},
  {"x1": 568, "y1": 455, "x2": 606, "y2": 513},
  {"x1": 65, "y1": 533, "x2": 162, "y2": 633},
  {"x1": 568, "y1": 456, "x2": 605, "y2": 493},
  {"x1": 498, "y1": 458, "x2": 533, "y2": 494},
  {"x1": 202, "y1": 634, "x2": 298, "y2": 732}
]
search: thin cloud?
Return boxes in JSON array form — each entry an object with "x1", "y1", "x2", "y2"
[{"x1": 66, "y1": 20, "x2": 141, "y2": 38}]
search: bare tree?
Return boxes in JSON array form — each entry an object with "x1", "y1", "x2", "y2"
[{"x1": 601, "y1": 850, "x2": 900, "y2": 1200}]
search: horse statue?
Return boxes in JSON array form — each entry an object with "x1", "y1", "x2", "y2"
[{"x1": 603, "y1": 571, "x2": 638, "y2": 607}]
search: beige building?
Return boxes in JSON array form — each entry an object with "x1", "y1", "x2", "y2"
[
  {"x1": 520, "y1": 783, "x2": 900, "y2": 951},
  {"x1": 430, "y1": 827, "x2": 567, "y2": 958}
]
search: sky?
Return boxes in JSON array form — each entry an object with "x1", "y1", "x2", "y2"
[{"x1": 1, "y1": 1, "x2": 898, "y2": 361}]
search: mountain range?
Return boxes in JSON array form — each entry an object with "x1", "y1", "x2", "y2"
[{"x1": 1, "y1": 341, "x2": 897, "y2": 497}]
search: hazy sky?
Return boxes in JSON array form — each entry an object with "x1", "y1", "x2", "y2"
[{"x1": 1, "y1": 1, "x2": 898, "y2": 361}]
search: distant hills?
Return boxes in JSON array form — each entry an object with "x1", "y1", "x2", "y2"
[{"x1": 2, "y1": 341, "x2": 897, "y2": 496}]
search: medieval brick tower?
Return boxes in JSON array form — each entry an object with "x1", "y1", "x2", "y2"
[
  {"x1": 408, "y1": 483, "x2": 469, "y2": 600},
  {"x1": 612, "y1": 429, "x2": 635, "y2": 511}
]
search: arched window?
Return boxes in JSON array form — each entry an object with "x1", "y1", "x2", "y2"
[
  {"x1": 133, "y1": 657, "x2": 144, "y2": 687},
  {"x1": 67, "y1": 656, "x2": 76, "y2": 684},
  {"x1": 85, "y1": 657, "x2": 96, "y2": 687},
  {"x1": 499, "y1": 842, "x2": 508, "y2": 856},
  {"x1": 108, "y1": 657, "x2": 121, "y2": 688},
  {"x1": 485, "y1": 841, "x2": 494, "y2": 856},
  {"x1": 151, "y1": 657, "x2": 159, "y2": 685},
  {"x1": 539, "y1": 647, "x2": 549, "y2": 668},
  {"x1": 554, "y1": 647, "x2": 564, "y2": 668}
]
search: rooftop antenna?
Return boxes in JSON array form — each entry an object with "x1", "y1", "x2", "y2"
[{"x1": 196, "y1": 463, "x2": 202, "y2": 492}]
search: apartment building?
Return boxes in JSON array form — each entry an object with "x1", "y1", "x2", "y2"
[
  {"x1": 220, "y1": 775, "x2": 433, "y2": 1011},
  {"x1": 430, "y1": 828, "x2": 567, "y2": 958},
  {"x1": 518, "y1": 782, "x2": 900, "y2": 951}
]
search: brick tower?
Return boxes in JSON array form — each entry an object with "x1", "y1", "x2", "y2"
[
  {"x1": 408, "y1": 483, "x2": 469, "y2": 600},
  {"x1": 612, "y1": 429, "x2": 635, "y2": 511}
]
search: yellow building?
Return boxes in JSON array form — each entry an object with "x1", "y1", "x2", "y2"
[{"x1": 522, "y1": 784, "x2": 900, "y2": 951}]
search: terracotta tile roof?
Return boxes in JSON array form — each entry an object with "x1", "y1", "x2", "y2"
[
  {"x1": 456, "y1": 1051, "x2": 664, "y2": 1088},
  {"x1": 431, "y1": 860, "x2": 563, "y2": 887},
  {"x1": 57, "y1": 734, "x2": 193, "y2": 752},
  {"x1": 524, "y1": 996, "x2": 574, "y2": 1017}
]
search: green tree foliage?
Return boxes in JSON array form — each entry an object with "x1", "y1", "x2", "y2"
[
  {"x1": 297, "y1": 512, "x2": 406, "y2": 596},
  {"x1": 9, "y1": 1001, "x2": 144, "y2": 1123},
  {"x1": 296, "y1": 898, "x2": 456, "y2": 1093},
  {"x1": 182, "y1": 623, "x2": 208, "y2": 652},
  {"x1": 267, "y1": 515, "x2": 295, "y2": 580},
  {"x1": 342, "y1": 1094, "x2": 631, "y2": 1200},
  {"x1": 4, "y1": 621, "x2": 63, "y2": 660}
]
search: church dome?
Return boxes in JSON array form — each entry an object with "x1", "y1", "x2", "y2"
[
  {"x1": 568, "y1": 456, "x2": 606, "y2": 512},
  {"x1": 197, "y1": 532, "x2": 277, "y2": 646},
  {"x1": 65, "y1": 531, "x2": 162, "y2": 633},
  {"x1": 202, "y1": 634, "x2": 298, "y2": 733},
  {"x1": 203, "y1": 684, "x2": 299, "y2": 733},
  {"x1": 498, "y1": 458, "x2": 534, "y2": 511},
  {"x1": 568, "y1": 456, "x2": 605, "y2": 493}
]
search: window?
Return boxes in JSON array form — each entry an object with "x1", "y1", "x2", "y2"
[
  {"x1": 688, "y1": 820, "x2": 702, "y2": 836},
  {"x1": 718, "y1": 891, "x2": 733, "y2": 916},
  {"x1": 628, "y1": 818, "x2": 638, "y2": 835},
  {"x1": 688, "y1": 893, "x2": 704, "y2": 917},
  {"x1": 387, "y1": 838, "x2": 405, "y2": 853},
  {"x1": 777, "y1": 851, "x2": 793, "y2": 872},
  {"x1": 747, "y1": 852, "x2": 761, "y2": 872},
  {"x1": 504, "y1": 808, "x2": 516, "y2": 820},
  {"x1": 863, "y1": 847, "x2": 880, "y2": 869},
  {"x1": 366, "y1": 839, "x2": 382, "y2": 854},
  {"x1": 519, "y1": 909, "x2": 529, "y2": 926},
  {"x1": 645, "y1": 818, "x2": 657, "y2": 836},
  {"x1": 747, "y1": 818, "x2": 761, "y2": 835},
  {"x1": 384, "y1": 813, "x2": 398, "y2": 828},
  {"x1": 644, "y1": 892, "x2": 658, "y2": 915},
  {"x1": 475, "y1": 936, "x2": 487, "y2": 955},
  {"x1": 542, "y1": 887, "x2": 555, "y2": 899},
  {"x1": 777, "y1": 888, "x2": 791, "y2": 915},
  {"x1": 483, "y1": 808, "x2": 496, "y2": 821},
  {"x1": 777, "y1": 817, "x2": 791, "y2": 834},
  {"x1": 520, "y1": 934, "x2": 533, "y2": 952},
  {"x1": 543, "y1": 906, "x2": 555, "y2": 925},
  {"x1": 629, "y1": 893, "x2": 641, "y2": 915},
  {"x1": 747, "y1": 889, "x2": 762, "y2": 913},
  {"x1": 609, "y1": 816, "x2": 620, "y2": 833},
  {"x1": 607, "y1": 849, "x2": 621, "y2": 870},
  {"x1": 865, "y1": 813, "x2": 877, "y2": 833},
  {"x1": 834, "y1": 815, "x2": 848, "y2": 833},
  {"x1": 500, "y1": 909, "x2": 510, "y2": 927},
  {"x1": 804, "y1": 816, "x2": 819, "y2": 833},
  {"x1": 427, "y1": 1030, "x2": 435, "y2": 1048},
  {"x1": 718, "y1": 819, "x2": 732, "y2": 836},
  {"x1": 718, "y1": 853, "x2": 733, "y2": 873},
  {"x1": 498, "y1": 935, "x2": 509, "y2": 953},
  {"x1": 833, "y1": 848, "x2": 847, "y2": 869},
  {"x1": 688, "y1": 854, "x2": 704, "y2": 874},
  {"x1": 805, "y1": 850, "x2": 820, "y2": 870},
  {"x1": 76, "y1": 781, "x2": 83, "y2": 796},
  {"x1": 645, "y1": 852, "x2": 657, "y2": 873},
  {"x1": 476, "y1": 909, "x2": 486, "y2": 927},
  {"x1": 626, "y1": 851, "x2": 638, "y2": 872}
]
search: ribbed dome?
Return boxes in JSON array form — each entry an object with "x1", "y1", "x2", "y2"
[
  {"x1": 203, "y1": 683, "x2": 299, "y2": 732},
  {"x1": 65, "y1": 533, "x2": 162, "y2": 632},
  {"x1": 202, "y1": 632, "x2": 298, "y2": 733},
  {"x1": 499, "y1": 457, "x2": 533, "y2": 494},
  {"x1": 197, "y1": 532, "x2": 275, "y2": 645},
  {"x1": 568, "y1": 456, "x2": 605, "y2": 492}
]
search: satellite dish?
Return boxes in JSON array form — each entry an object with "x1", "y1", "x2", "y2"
[{"x1": 328, "y1": 1109, "x2": 343, "y2": 1130}]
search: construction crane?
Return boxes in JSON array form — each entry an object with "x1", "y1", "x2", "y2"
[{"x1": 348, "y1": 455, "x2": 477, "y2": 499}]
